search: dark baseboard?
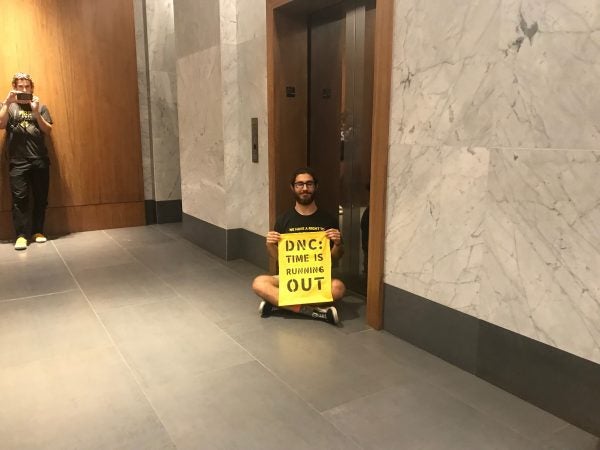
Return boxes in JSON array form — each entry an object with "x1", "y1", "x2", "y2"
[
  {"x1": 182, "y1": 213, "x2": 268, "y2": 269},
  {"x1": 383, "y1": 284, "x2": 600, "y2": 436},
  {"x1": 145, "y1": 201, "x2": 157, "y2": 225},
  {"x1": 145, "y1": 200, "x2": 182, "y2": 224}
]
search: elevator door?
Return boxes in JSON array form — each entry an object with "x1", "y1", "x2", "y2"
[{"x1": 309, "y1": 0, "x2": 375, "y2": 295}]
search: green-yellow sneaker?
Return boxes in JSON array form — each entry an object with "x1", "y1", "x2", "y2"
[
  {"x1": 32, "y1": 233, "x2": 47, "y2": 243},
  {"x1": 14, "y1": 236, "x2": 28, "y2": 250}
]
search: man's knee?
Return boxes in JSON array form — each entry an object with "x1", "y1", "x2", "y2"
[
  {"x1": 252, "y1": 275, "x2": 273, "y2": 296},
  {"x1": 332, "y1": 279, "x2": 346, "y2": 300}
]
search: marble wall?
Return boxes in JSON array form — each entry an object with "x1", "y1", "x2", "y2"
[
  {"x1": 174, "y1": 0, "x2": 268, "y2": 234},
  {"x1": 135, "y1": 0, "x2": 181, "y2": 203},
  {"x1": 385, "y1": 0, "x2": 600, "y2": 363}
]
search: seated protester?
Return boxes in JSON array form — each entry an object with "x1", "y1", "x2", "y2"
[{"x1": 252, "y1": 167, "x2": 345, "y2": 325}]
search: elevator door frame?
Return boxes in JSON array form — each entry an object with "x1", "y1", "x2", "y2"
[{"x1": 267, "y1": 0, "x2": 393, "y2": 329}]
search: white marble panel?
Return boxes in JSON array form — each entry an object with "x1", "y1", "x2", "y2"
[
  {"x1": 479, "y1": 148, "x2": 600, "y2": 364},
  {"x1": 220, "y1": 0, "x2": 237, "y2": 46},
  {"x1": 149, "y1": 70, "x2": 179, "y2": 142},
  {"x1": 150, "y1": 69, "x2": 180, "y2": 202},
  {"x1": 236, "y1": 0, "x2": 266, "y2": 44},
  {"x1": 153, "y1": 136, "x2": 182, "y2": 201},
  {"x1": 490, "y1": 0, "x2": 600, "y2": 149},
  {"x1": 146, "y1": 0, "x2": 176, "y2": 72},
  {"x1": 385, "y1": 144, "x2": 442, "y2": 297},
  {"x1": 229, "y1": 37, "x2": 269, "y2": 235},
  {"x1": 173, "y1": 0, "x2": 221, "y2": 58},
  {"x1": 385, "y1": 144, "x2": 488, "y2": 315},
  {"x1": 134, "y1": 0, "x2": 154, "y2": 200},
  {"x1": 389, "y1": 0, "x2": 502, "y2": 147},
  {"x1": 177, "y1": 47, "x2": 226, "y2": 227}
]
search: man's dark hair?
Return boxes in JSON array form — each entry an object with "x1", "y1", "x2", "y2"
[
  {"x1": 290, "y1": 167, "x2": 319, "y2": 186},
  {"x1": 12, "y1": 72, "x2": 34, "y2": 90}
]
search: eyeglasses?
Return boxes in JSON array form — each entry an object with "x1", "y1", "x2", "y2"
[{"x1": 293, "y1": 181, "x2": 315, "y2": 189}]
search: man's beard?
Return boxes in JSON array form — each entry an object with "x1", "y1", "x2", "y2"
[{"x1": 295, "y1": 191, "x2": 314, "y2": 205}]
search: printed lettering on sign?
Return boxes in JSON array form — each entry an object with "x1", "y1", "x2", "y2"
[{"x1": 278, "y1": 231, "x2": 332, "y2": 306}]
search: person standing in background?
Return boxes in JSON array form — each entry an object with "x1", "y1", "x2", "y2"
[{"x1": 0, "y1": 73, "x2": 53, "y2": 250}]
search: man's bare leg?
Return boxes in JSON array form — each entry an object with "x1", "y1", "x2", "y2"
[{"x1": 252, "y1": 275, "x2": 345, "y2": 324}]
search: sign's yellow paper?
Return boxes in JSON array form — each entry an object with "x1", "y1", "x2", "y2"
[{"x1": 278, "y1": 231, "x2": 333, "y2": 306}]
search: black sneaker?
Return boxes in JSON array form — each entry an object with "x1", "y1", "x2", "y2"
[
  {"x1": 259, "y1": 300, "x2": 274, "y2": 317},
  {"x1": 311, "y1": 306, "x2": 339, "y2": 325}
]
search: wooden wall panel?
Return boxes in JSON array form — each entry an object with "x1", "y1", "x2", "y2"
[{"x1": 0, "y1": 0, "x2": 144, "y2": 239}]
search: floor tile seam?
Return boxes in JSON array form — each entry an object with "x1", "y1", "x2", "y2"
[
  {"x1": 322, "y1": 381, "x2": 541, "y2": 448},
  {"x1": 0, "y1": 288, "x2": 80, "y2": 304},
  {"x1": 420, "y1": 374, "x2": 551, "y2": 445},
  {"x1": 105, "y1": 228, "x2": 231, "y2": 279},
  {"x1": 104, "y1": 226, "x2": 256, "y2": 284},
  {"x1": 0, "y1": 342, "x2": 118, "y2": 372},
  {"x1": 50, "y1": 239, "x2": 180, "y2": 450},
  {"x1": 222, "y1": 334, "x2": 366, "y2": 449}
]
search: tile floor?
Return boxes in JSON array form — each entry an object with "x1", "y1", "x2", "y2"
[{"x1": 0, "y1": 224, "x2": 598, "y2": 449}]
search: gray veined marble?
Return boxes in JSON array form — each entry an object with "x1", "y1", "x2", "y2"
[
  {"x1": 385, "y1": 145, "x2": 489, "y2": 317},
  {"x1": 177, "y1": 46, "x2": 226, "y2": 227},
  {"x1": 479, "y1": 148, "x2": 600, "y2": 363},
  {"x1": 389, "y1": 0, "x2": 600, "y2": 150}
]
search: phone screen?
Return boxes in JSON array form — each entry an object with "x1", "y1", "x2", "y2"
[{"x1": 16, "y1": 92, "x2": 33, "y2": 101}]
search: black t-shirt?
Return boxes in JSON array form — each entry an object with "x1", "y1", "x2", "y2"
[
  {"x1": 6, "y1": 102, "x2": 53, "y2": 164},
  {"x1": 275, "y1": 208, "x2": 339, "y2": 234}
]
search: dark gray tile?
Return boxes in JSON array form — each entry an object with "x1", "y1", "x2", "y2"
[
  {"x1": 146, "y1": 361, "x2": 361, "y2": 450},
  {"x1": 0, "y1": 253, "x2": 77, "y2": 301},
  {"x1": 0, "y1": 290, "x2": 111, "y2": 368},
  {"x1": 128, "y1": 239, "x2": 223, "y2": 276},
  {"x1": 150, "y1": 222, "x2": 185, "y2": 240},
  {"x1": 324, "y1": 382, "x2": 540, "y2": 450},
  {"x1": 106, "y1": 226, "x2": 175, "y2": 248},
  {"x1": 0, "y1": 347, "x2": 175, "y2": 450},
  {"x1": 384, "y1": 283, "x2": 479, "y2": 372},
  {"x1": 335, "y1": 294, "x2": 369, "y2": 334},
  {"x1": 74, "y1": 262, "x2": 177, "y2": 311},
  {"x1": 99, "y1": 297, "x2": 253, "y2": 388},
  {"x1": 477, "y1": 321, "x2": 600, "y2": 436},
  {"x1": 53, "y1": 232, "x2": 136, "y2": 273},
  {"x1": 234, "y1": 319, "x2": 416, "y2": 411},
  {"x1": 0, "y1": 240, "x2": 59, "y2": 260},
  {"x1": 542, "y1": 424, "x2": 600, "y2": 450},
  {"x1": 347, "y1": 329, "x2": 466, "y2": 378},
  {"x1": 426, "y1": 364, "x2": 569, "y2": 443},
  {"x1": 225, "y1": 258, "x2": 266, "y2": 280}
]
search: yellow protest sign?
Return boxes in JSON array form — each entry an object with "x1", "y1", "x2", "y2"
[{"x1": 278, "y1": 231, "x2": 333, "y2": 306}]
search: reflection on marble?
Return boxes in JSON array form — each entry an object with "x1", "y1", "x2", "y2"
[
  {"x1": 134, "y1": 0, "x2": 154, "y2": 200},
  {"x1": 385, "y1": 145, "x2": 488, "y2": 316},
  {"x1": 236, "y1": 0, "x2": 266, "y2": 44},
  {"x1": 153, "y1": 136, "x2": 181, "y2": 201},
  {"x1": 171, "y1": 0, "x2": 273, "y2": 235},
  {"x1": 135, "y1": 0, "x2": 180, "y2": 203},
  {"x1": 146, "y1": 0, "x2": 176, "y2": 72},
  {"x1": 173, "y1": 0, "x2": 220, "y2": 59},
  {"x1": 177, "y1": 47, "x2": 226, "y2": 228},
  {"x1": 233, "y1": 36, "x2": 269, "y2": 235},
  {"x1": 479, "y1": 148, "x2": 600, "y2": 363}
]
